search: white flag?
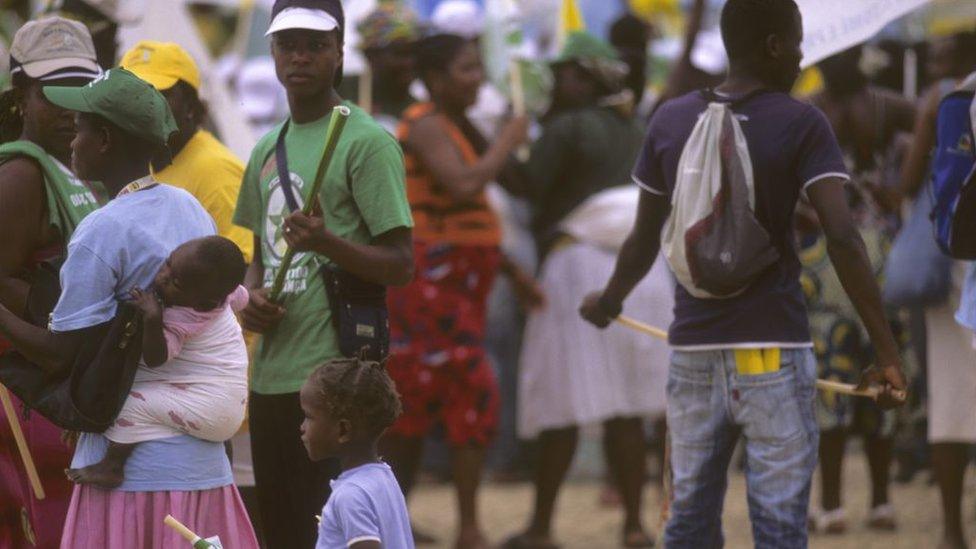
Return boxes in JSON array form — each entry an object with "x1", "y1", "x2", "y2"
[{"x1": 798, "y1": 0, "x2": 932, "y2": 68}]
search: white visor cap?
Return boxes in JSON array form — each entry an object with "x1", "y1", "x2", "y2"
[{"x1": 266, "y1": 7, "x2": 340, "y2": 37}]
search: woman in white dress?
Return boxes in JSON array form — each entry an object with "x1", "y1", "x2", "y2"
[{"x1": 506, "y1": 32, "x2": 672, "y2": 549}]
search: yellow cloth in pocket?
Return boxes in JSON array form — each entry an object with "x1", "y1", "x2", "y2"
[{"x1": 734, "y1": 348, "x2": 781, "y2": 376}]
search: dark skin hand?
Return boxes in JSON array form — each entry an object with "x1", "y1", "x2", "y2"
[
  {"x1": 501, "y1": 255, "x2": 546, "y2": 311},
  {"x1": 899, "y1": 83, "x2": 944, "y2": 199},
  {"x1": 282, "y1": 210, "x2": 414, "y2": 287},
  {"x1": 130, "y1": 288, "x2": 167, "y2": 368},
  {"x1": 240, "y1": 238, "x2": 287, "y2": 334},
  {"x1": 579, "y1": 180, "x2": 907, "y2": 410}
]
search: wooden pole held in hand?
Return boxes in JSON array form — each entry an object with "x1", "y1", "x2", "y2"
[
  {"x1": 0, "y1": 384, "x2": 44, "y2": 500},
  {"x1": 614, "y1": 315, "x2": 906, "y2": 402},
  {"x1": 268, "y1": 105, "x2": 352, "y2": 302}
]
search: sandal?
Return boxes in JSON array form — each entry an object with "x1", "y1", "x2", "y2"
[
  {"x1": 866, "y1": 503, "x2": 897, "y2": 531},
  {"x1": 809, "y1": 507, "x2": 847, "y2": 534}
]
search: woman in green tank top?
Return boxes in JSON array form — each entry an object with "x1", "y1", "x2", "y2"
[{"x1": 0, "y1": 16, "x2": 102, "y2": 548}]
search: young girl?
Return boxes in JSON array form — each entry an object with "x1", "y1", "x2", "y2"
[
  {"x1": 65, "y1": 235, "x2": 250, "y2": 488},
  {"x1": 300, "y1": 357, "x2": 413, "y2": 549}
]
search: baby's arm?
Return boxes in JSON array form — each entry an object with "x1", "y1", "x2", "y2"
[{"x1": 129, "y1": 288, "x2": 168, "y2": 368}]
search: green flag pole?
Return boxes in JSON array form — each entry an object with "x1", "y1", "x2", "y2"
[{"x1": 268, "y1": 104, "x2": 352, "y2": 303}]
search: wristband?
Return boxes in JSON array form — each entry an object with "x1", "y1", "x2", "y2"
[{"x1": 597, "y1": 294, "x2": 622, "y2": 319}]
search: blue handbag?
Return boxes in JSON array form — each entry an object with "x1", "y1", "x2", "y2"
[{"x1": 882, "y1": 189, "x2": 951, "y2": 307}]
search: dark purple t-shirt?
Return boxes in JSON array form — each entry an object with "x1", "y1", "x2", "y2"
[{"x1": 633, "y1": 90, "x2": 849, "y2": 348}]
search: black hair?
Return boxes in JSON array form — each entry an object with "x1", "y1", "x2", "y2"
[
  {"x1": 305, "y1": 355, "x2": 402, "y2": 438},
  {"x1": 171, "y1": 80, "x2": 207, "y2": 126},
  {"x1": 0, "y1": 72, "x2": 31, "y2": 143},
  {"x1": 415, "y1": 33, "x2": 469, "y2": 81},
  {"x1": 720, "y1": 0, "x2": 799, "y2": 62},
  {"x1": 183, "y1": 235, "x2": 247, "y2": 305}
]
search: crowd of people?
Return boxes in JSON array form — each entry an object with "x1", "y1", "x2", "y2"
[{"x1": 0, "y1": 0, "x2": 973, "y2": 548}]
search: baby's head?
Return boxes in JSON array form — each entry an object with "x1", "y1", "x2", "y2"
[
  {"x1": 154, "y1": 236, "x2": 247, "y2": 311},
  {"x1": 299, "y1": 356, "x2": 402, "y2": 462}
]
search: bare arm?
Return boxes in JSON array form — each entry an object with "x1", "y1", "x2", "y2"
[
  {"x1": 0, "y1": 158, "x2": 46, "y2": 316},
  {"x1": 130, "y1": 288, "x2": 167, "y2": 368},
  {"x1": 898, "y1": 85, "x2": 941, "y2": 198},
  {"x1": 0, "y1": 303, "x2": 81, "y2": 374},
  {"x1": 406, "y1": 114, "x2": 527, "y2": 204},
  {"x1": 807, "y1": 178, "x2": 906, "y2": 407},
  {"x1": 654, "y1": 0, "x2": 707, "y2": 108},
  {"x1": 884, "y1": 92, "x2": 918, "y2": 136},
  {"x1": 349, "y1": 541, "x2": 381, "y2": 549},
  {"x1": 283, "y1": 216, "x2": 415, "y2": 287},
  {"x1": 580, "y1": 191, "x2": 670, "y2": 327}
]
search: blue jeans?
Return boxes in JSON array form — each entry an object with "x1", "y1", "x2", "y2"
[{"x1": 664, "y1": 349, "x2": 819, "y2": 549}]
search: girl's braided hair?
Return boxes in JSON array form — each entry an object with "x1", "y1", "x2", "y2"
[{"x1": 306, "y1": 351, "x2": 402, "y2": 437}]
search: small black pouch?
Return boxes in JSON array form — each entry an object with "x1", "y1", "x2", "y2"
[
  {"x1": 321, "y1": 265, "x2": 389, "y2": 361},
  {"x1": 276, "y1": 121, "x2": 390, "y2": 360}
]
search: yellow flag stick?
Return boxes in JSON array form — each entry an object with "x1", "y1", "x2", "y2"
[
  {"x1": 268, "y1": 105, "x2": 351, "y2": 302},
  {"x1": 0, "y1": 384, "x2": 44, "y2": 500},
  {"x1": 614, "y1": 315, "x2": 906, "y2": 401}
]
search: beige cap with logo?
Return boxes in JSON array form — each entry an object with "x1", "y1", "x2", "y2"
[{"x1": 10, "y1": 16, "x2": 101, "y2": 81}]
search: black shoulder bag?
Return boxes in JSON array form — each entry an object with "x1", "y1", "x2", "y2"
[
  {"x1": 275, "y1": 121, "x2": 390, "y2": 360},
  {"x1": 0, "y1": 259, "x2": 144, "y2": 432}
]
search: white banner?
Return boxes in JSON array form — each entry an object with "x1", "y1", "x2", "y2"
[{"x1": 798, "y1": 0, "x2": 932, "y2": 68}]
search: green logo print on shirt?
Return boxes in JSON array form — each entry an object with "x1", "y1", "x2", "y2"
[{"x1": 262, "y1": 172, "x2": 320, "y2": 297}]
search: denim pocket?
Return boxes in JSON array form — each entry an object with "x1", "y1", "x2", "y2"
[
  {"x1": 667, "y1": 352, "x2": 719, "y2": 447},
  {"x1": 669, "y1": 351, "x2": 716, "y2": 383},
  {"x1": 736, "y1": 358, "x2": 806, "y2": 444}
]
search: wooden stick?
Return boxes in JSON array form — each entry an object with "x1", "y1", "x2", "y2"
[
  {"x1": 0, "y1": 384, "x2": 44, "y2": 500},
  {"x1": 615, "y1": 316, "x2": 906, "y2": 402},
  {"x1": 164, "y1": 514, "x2": 200, "y2": 543},
  {"x1": 268, "y1": 105, "x2": 351, "y2": 302},
  {"x1": 615, "y1": 315, "x2": 669, "y2": 340},
  {"x1": 815, "y1": 379, "x2": 907, "y2": 402}
]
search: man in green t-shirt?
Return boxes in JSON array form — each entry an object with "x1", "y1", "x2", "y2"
[{"x1": 233, "y1": 1, "x2": 413, "y2": 547}]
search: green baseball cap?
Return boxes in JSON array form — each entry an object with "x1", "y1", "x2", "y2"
[
  {"x1": 43, "y1": 67, "x2": 177, "y2": 146},
  {"x1": 552, "y1": 31, "x2": 620, "y2": 65}
]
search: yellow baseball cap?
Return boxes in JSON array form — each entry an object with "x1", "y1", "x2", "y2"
[{"x1": 120, "y1": 40, "x2": 200, "y2": 92}]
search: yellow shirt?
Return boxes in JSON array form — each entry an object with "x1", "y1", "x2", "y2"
[{"x1": 155, "y1": 130, "x2": 254, "y2": 262}]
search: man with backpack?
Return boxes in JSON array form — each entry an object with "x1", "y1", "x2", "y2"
[{"x1": 579, "y1": 1, "x2": 907, "y2": 546}]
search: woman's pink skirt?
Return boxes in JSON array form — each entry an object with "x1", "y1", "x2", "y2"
[{"x1": 59, "y1": 484, "x2": 259, "y2": 548}]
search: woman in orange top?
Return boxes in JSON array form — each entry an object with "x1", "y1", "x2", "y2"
[{"x1": 382, "y1": 33, "x2": 531, "y2": 549}]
